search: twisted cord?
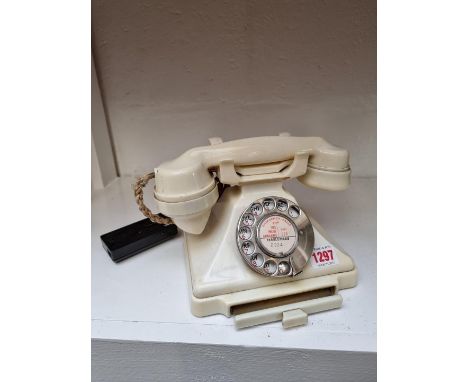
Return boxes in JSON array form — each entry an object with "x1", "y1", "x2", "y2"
[{"x1": 133, "y1": 172, "x2": 173, "y2": 225}]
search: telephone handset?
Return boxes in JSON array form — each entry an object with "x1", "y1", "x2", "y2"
[
  {"x1": 140, "y1": 135, "x2": 357, "y2": 328},
  {"x1": 153, "y1": 136, "x2": 350, "y2": 234}
]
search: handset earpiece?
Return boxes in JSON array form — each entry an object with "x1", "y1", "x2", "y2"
[{"x1": 298, "y1": 144, "x2": 351, "y2": 191}]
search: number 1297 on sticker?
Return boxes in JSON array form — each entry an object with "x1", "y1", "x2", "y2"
[{"x1": 311, "y1": 247, "x2": 339, "y2": 268}]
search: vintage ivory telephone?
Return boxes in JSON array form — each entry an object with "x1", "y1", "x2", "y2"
[{"x1": 136, "y1": 134, "x2": 357, "y2": 329}]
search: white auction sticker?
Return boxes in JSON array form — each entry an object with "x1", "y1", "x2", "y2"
[{"x1": 311, "y1": 244, "x2": 339, "y2": 268}]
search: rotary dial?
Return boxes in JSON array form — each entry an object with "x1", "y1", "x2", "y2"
[{"x1": 236, "y1": 196, "x2": 314, "y2": 277}]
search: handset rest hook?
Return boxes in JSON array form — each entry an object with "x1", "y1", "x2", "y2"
[{"x1": 218, "y1": 151, "x2": 310, "y2": 186}]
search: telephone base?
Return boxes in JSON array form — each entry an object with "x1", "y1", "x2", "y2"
[{"x1": 184, "y1": 182, "x2": 358, "y2": 329}]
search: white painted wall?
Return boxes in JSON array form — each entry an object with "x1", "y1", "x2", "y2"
[{"x1": 92, "y1": 0, "x2": 376, "y2": 178}]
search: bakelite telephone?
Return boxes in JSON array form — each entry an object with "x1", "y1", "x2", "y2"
[{"x1": 141, "y1": 135, "x2": 357, "y2": 329}]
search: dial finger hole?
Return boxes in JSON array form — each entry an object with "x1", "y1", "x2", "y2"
[
  {"x1": 250, "y1": 203, "x2": 263, "y2": 216},
  {"x1": 242, "y1": 213, "x2": 255, "y2": 226},
  {"x1": 263, "y1": 198, "x2": 275, "y2": 211},
  {"x1": 276, "y1": 199, "x2": 288, "y2": 212},
  {"x1": 263, "y1": 260, "x2": 277, "y2": 275},
  {"x1": 249, "y1": 253, "x2": 264, "y2": 267},
  {"x1": 288, "y1": 205, "x2": 300, "y2": 218},
  {"x1": 241, "y1": 241, "x2": 255, "y2": 255},
  {"x1": 277, "y1": 261, "x2": 291, "y2": 275},
  {"x1": 238, "y1": 226, "x2": 252, "y2": 240}
]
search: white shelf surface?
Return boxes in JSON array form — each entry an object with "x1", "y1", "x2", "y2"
[{"x1": 92, "y1": 177, "x2": 376, "y2": 353}]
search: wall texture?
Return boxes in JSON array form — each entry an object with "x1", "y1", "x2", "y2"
[{"x1": 92, "y1": 0, "x2": 376, "y2": 177}]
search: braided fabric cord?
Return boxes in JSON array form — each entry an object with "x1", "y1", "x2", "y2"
[{"x1": 133, "y1": 172, "x2": 173, "y2": 225}]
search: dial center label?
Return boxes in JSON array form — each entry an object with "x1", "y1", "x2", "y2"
[{"x1": 257, "y1": 215, "x2": 297, "y2": 256}]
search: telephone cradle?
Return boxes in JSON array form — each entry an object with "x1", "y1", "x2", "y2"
[{"x1": 148, "y1": 135, "x2": 358, "y2": 329}]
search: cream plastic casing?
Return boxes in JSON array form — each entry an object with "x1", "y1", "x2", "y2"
[{"x1": 151, "y1": 136, "x2": 357, "y2": 328}]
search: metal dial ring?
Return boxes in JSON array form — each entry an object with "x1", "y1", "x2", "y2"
[{"x1": 236, "y1": 196, "x2": 314, "y2": 278}]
